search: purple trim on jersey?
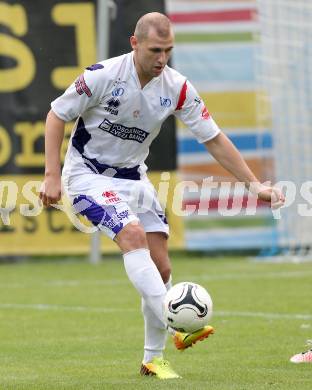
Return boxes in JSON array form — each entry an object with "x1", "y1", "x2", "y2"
[
  {"x1": 157, "y1": 213, "x2": 168, "y2": 225},
  {"x1": 86, "y1": 63, "x2": 104, "y2": 71},
  {"x1": 73, "y1": 195, "x2": 126, "y2": 235},
  {"x1": 72, "y1": 117, "x2": 91, "y2": 154},
  {"x1": 81, "y1": 154, "x2": 141, "y2": 180},
  {"x1": 72, "y1": 117, "x2": 140, "y2": 180},
  {"x1": 72, "y1": 116, "x2": 141, "y2": 180}
]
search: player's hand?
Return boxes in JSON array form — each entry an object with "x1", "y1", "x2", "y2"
[
  {"x1": 251, "y1": 183, "x2": 285, "y2": 209},
  {"x1": 39, "y1": 174, "x2": 62, "y2": 207}
]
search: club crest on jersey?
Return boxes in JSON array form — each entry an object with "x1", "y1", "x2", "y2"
[
  {"x1": 104, "y1": 98, "x2": 120, "y2": 115},
  {"x1": 133, "y1": 110, "x2": 140, "y2": 118},
  {"x1": 160, "y1": 97, "x2": 172, "y2": 107},
  {"x1": 112, "y1": 87, "x2": 125, "y2": 97}
]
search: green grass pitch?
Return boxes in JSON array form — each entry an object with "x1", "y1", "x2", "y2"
[{"x1": 0, "y1": 255, "x2": 311, "y2": 389}]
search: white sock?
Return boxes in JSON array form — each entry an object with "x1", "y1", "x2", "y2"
[
  {"x1": 165, "y1": 275, "x2": 173, "y2": 291},
  {"x1": 141, "y1": 275, "x2": 173, "y2": 364},
  {"x1": 123, "y1": 248, "x2": 167, "y2": 326}
]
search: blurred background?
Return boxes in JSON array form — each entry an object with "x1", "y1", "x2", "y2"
[{"x1": 1, "y1": 0, "x2": 311, "y2": 260}]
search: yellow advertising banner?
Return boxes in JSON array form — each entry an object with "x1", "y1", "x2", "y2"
[{"x1": 0, "y1": 0, "x2": 184, "y2": 256}]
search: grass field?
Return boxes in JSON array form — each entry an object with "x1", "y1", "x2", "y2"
[{"x1": 0, "y1": 254, "x2": 311, "y2": 389}]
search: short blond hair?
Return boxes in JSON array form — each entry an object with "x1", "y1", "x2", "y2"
[{"x1": 134, "y1": 12, "x2": 172, "y2": 41}]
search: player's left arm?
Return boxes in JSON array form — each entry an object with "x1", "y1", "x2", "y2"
[
  {"x1": 173, "y1": 77, "x2": 284, "y2": 207},
  {"x1": 204, "y1": 132, "x2": 285, "y2": 207}
]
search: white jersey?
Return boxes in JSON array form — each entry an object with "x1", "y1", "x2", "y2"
[{"x1": 51, "y1": 51, "x2": 220, "y2": 180}]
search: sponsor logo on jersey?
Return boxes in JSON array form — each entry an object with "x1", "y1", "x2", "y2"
[
  {"x1": 75, "y1": 74, "x2": 92, "y2": 97},
  {"x1": 86, "y1": 63, "x2": 104, "y2": 71},
  {"x1": 160, "y1": 97, "x2": 172, "y2": 107},
  {"x1": 107, "y1": 98, "x2": 120, "y2": 107},
  {"x1": 201, "y1": 106, "x2": 210, "y2": 120},
  {"x1": 98, "y1": 119, "x2": 149, "y2": 143},
  {"x1": 104, "y1": 98, "x2": 120, "y2": 115},
  {"x1": 102, "y1": 191, "x2": 121, "y2": 204},
  {"x1": 112, "y1": 87, "x2": 125, "y2": 97},
  {"x1": 194, "y1": 97, "x2": 201, "y2": 105},
  {"x1": 101, "y1": 206, "x2": 129, "y2": 231}
]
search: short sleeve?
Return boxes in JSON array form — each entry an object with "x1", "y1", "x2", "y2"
[
  {"x1": 51, "y1": 64, "x2": 106, "y2": 122},
  {"x1": 174, "y1": 80, "x2": 220, "y2": 143}
]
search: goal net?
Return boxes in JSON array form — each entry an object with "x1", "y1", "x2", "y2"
[{"x1": 256, "y1": 0, "x2": 312, "y2": 260}]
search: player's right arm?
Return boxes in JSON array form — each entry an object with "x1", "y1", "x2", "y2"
[
  {"x1": 39, "y1": 110, "x2": 65, "y2": 207},
  {"x1": 40, "y1": 63, "x2": 106, "y2": 206}
]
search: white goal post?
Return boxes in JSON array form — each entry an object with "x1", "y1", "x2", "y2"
[{"x1": 256, "y1": 0, "x2": 312, "y2": 260}]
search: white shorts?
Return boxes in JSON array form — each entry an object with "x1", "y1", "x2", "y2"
[{"x1": 63, "y1": 173, "x2": 169, "y2": 240}]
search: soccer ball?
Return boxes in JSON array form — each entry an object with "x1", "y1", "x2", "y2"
[{"x1": 163, "y1": 282, "x2": 213, "y2": 333}]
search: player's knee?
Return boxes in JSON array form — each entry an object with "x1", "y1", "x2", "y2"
[{"x1": 116, "y1": 222, "x2": 147, "y2": 252}]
